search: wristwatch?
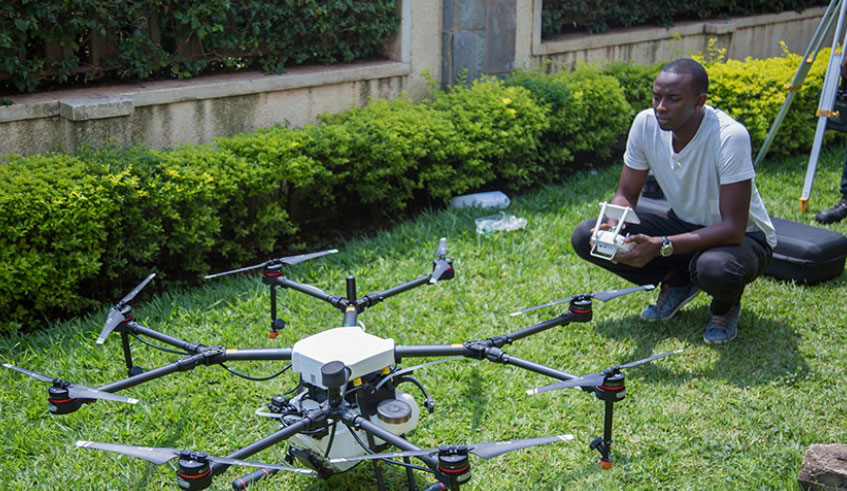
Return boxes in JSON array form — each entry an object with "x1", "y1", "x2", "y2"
[{"x1": 660, "y1": 236, "x2": 673, "y2": 257}]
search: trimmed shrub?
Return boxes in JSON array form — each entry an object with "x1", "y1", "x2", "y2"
[
  {"x1": 601, "y1": 61, "x2": 665, "y2": 113},
  {"x1": 698, "y1": 44, "x2": 830, "y2": 160},
  {"x1": 427, "y1": 77, "x2": 550, "y2": 190},
  {"x1": 508, "y1": 65, "x2": 631, "y2": 175},
  {"x1": 542, "y1": 0, "x2": 827, "y2": 38},
  {"x1": 0, "y1": 153, "x2": 116, "y2": 332}
]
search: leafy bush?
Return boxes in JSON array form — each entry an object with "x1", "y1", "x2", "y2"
[
  {"x1": 508, "y1": 65, "x2": 631, "y2": 174},
  {"x1": 0, "y1": 0, "x2": 399, "y2": 93},
  {"x1": 601, "y1": 61, "x2": 665, "y2": 113},
  {"x1": 542, "y1": 0, "x2": 827, "y2": 38},
  {"x1": 0, "y1": 153, "x2": 116, "y2": 332},
  {"x1": 697, "y1": 43, "x2": 830, "y2": 160},
  {"x1": 427, "y1": 77, "x2": 550, "y2": 190}
]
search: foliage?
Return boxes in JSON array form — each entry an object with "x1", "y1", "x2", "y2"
[
  {"x1": 508, "y1": 65, "x2": 631, "y2": 174},
  {"x1": 697, "y1": 42, "x2": 830, "y2": 159},
  {"x1": 427, "y1": 77, "x2": 551, "y2": 190},
  {"x1": 601, "y1": 60, "x2": 665, "y2": 113},
  {"x1": 0, "y1": 0, "x2": 399, "y2": 93},
  {"x1": 0, "y1": 153, "x2": 116, "y2": 332},
  {"x1": 541, "y1": 0, "x2": 828, "y2": 38}
]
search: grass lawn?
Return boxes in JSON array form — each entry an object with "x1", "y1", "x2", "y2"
[{"x1": 2, "y1": 142, "x2": 847, "y2": 490}]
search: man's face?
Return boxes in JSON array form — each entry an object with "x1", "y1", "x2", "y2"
[{"x1": 652, "y1": 71, "x2": 705, "y2": 132}]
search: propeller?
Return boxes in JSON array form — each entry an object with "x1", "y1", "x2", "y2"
[
  {"x1": 204, "y1": 249, "x2": 339, "y2": 279},
  {"x1": 98, "y1": 273, "x2": 155, "y2": 344},
  {"x1": 510, "y1": 284, "x2": 655, "y2": 316},
  {"x1": 329, "y1": 434, "x2": 574, "y2": 464},
  {"x1": 3, "y1": 364, "x2": 138, "y2": 404},
  {"x1": 526, "y1": 350, "x2": 683, "y2": 395},
  {"x1": 75, "y1": 440, "x2": 316, "y2": 476},
  {"x1": 329, "y1": 435, "x2": 573, "y2": 464},
  {"x1": 430, "y1": 237, "x2": 452, "y2": 284}
]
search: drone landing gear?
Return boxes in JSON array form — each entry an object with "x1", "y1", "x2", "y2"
[
  {"x1": 119, "y1": 331, "x2": 144, "y2": 378},
  {"x1": 590, "y1": 372, "x2": 626, "y2": 470}
]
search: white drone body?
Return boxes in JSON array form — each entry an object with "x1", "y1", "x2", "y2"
[
  {"x1": 590, "y1": 202, "x2": 640, "y2": 261},
  {"x1": 283, "y1": 327, "x2": 421, "y2": 471}
]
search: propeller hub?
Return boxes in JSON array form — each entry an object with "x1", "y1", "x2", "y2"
[
  {"x1": 176, "y1": 457, "x2": 212, "y2": 491},
  {"x1": 436, "y1": 451, "x2": 471, "y2": 486}
]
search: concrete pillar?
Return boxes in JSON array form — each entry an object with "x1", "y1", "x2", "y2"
[{"x1": 442, "y1": 0, "x2": 516, "y2": 88}]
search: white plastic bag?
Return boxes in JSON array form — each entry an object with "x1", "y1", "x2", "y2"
[{"x1": 475, "y1": 211, "x2": 527, "y2": 235}]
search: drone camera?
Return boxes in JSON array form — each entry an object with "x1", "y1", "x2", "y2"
[{"x1": 590, "y1": 202, "x2": 640, "y2": 261}]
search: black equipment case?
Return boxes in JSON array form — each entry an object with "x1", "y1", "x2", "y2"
[
  {"x1": 765, "y1": 217, "x2": 847, "y2": 285},
  {"x1": 635, "y1": 197, "x2": 847, "y2": 285}
]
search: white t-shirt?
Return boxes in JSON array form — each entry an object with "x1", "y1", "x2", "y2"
[{"x1": 624, "y1": 105, "x2": 777, "y2": 248}]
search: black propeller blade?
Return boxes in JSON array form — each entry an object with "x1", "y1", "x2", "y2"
[
  {"x1": 329, "y1": 434, "x2": 574, "y2": 464},
  {"x1": 510, "y1": 284, "x2": 655, "y2": 316},
  {"x1": 4, "y1": 364, "x2": 138, "y2": 404},
  {"x1": 526, "y1": 350, "x2": 683, "y2": 395},
  {"x1": 75, "y1": 441, "x2": 316, "y2": 476},
  {"x1": 204, "y1": 249, "x2": 339, "y2": 279},
  {"x1": 98, "y1": 273, "x2": 155, "y2": 345},
  {"x1": 430, "y1": 237, "x2": 451, "y2": 284}
]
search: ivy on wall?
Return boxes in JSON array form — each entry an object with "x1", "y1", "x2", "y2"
[
  {"x1": 0, "y1": 0, "x2": 399, "y2": 94},
  {"x1": 541, "y1": 0, "x2": 828, "y2": 39}
]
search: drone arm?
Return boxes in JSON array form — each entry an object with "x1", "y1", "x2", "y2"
[
  {"x1": 394, "y1": 344, "x2": 470, "y2": 361},
  {"x1": 96, "y1": 348, "x2": 226, "y2": 394},
  {"x1": 502, "y1": 310, "x2": 590, "y2": 344},
  {"x1": 219, "y1": 347, "x2": 293, "y2": 361},
  {"x1": 210, "y1": 411, "x2": 320, "y2": 475},
  {"x1": 339, "y1": 407, "x2": 438, "y2": 469},
  {"x1": 480, "y1": 347, "x2": 579, "y2": 380},
  {"x1": 355, "y1": 275, "x2": 432, "y2": 312},
  {"x1": 268, "y1": 276, "x2": 347, "y2": 310},
  {"x1": 121, "y1": 320, "x2": 205, "y2": 353}
]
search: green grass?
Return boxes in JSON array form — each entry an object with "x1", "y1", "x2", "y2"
[{"x1": 2, "y1": 142, "x2": 847, "y2": 490}]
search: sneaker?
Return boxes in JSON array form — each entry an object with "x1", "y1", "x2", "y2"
[
  {"x1": 703, "y1": 303, "x2": 741, "y2": 344},
  {"x1": 640, "y1": 283, "x2": 701, "y2": 321},
  {"x1": 815, "y1": 198, "x2": 847, "y2": 224}
]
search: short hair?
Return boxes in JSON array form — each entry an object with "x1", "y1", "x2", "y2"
[{"x1": 661, "y1": 58, "x2": 709, "y2": 95}]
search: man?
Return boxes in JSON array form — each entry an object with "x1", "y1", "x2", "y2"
[{"x1": 570, "y1": 58, "x2": 776, "y2": 344}]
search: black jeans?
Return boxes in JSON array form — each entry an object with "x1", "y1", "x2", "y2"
[{"x1": 570, "y1": 207, "x2": 772, "y2": 315}]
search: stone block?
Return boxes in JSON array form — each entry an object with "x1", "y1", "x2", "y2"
[
  {"x1": 459, "y1": 0, "x2": 485, "y2": 31},
  {"x1": 798, "y1": 444, "x2": 847, "y2": 490},
  {"x1": 59, "y1": 96, "x2": 133, "y2": 121}
]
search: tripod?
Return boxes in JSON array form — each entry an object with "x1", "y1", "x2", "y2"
[{"x1": 754, "y1": 0, "x2": 847, "y2": 211}]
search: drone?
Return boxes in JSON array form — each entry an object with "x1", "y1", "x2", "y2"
[{"x1": 5, "y1": 238, "x2": 681, "y2": 490}]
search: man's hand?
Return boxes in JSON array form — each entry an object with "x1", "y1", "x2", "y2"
[{"x1": 612, "y1": 234, "x2": 663, "y2": 267}]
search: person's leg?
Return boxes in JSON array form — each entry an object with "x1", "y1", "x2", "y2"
[
  {"x1": 816, "y1": 144, "x2": 847, "y2": 223},
  {"x1": 690, "y1": 231, "x2": 771, "y2": 343}
]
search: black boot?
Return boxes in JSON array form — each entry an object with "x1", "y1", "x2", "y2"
[{"x1": 816, "y1": 198, "x2": 847, "y2": 224}]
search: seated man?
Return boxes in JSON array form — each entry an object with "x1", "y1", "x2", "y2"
[{"x1": 570, "y1": 58, "x2": 776, "y2": 344}]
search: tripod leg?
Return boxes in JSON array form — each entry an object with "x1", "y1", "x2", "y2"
[
  {"x1": 756, "y1": 0, "x2": 842, "y2": 168},
  {"x1": 802, "y1": 0, "x2": 847, "y2": 210}
]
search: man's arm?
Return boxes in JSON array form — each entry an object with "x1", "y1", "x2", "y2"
[
  {"x1": 610, "y1": 165, "x2": 648, "y2": 209},
  {"x1": 615, "y1": 179, "x2": 752, "y2": 267}
]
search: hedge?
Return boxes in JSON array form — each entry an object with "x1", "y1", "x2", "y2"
[
  {"x1": 542, "y1": 0, "x2": 828, "y2": 38},
  {"x1": 0, "y1": 0, "x2": 399, "y2": 93},
  {"x1": 0, "y1": 50, "x2": 831, "y2": 332}
]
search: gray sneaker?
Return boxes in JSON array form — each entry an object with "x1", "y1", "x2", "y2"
[
  {"x1": 703, "y1": 303, "x2": 740, "y2": 344},
  {"x1": 640, "y1": 283, "x2": 701, "y2": 321}
]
